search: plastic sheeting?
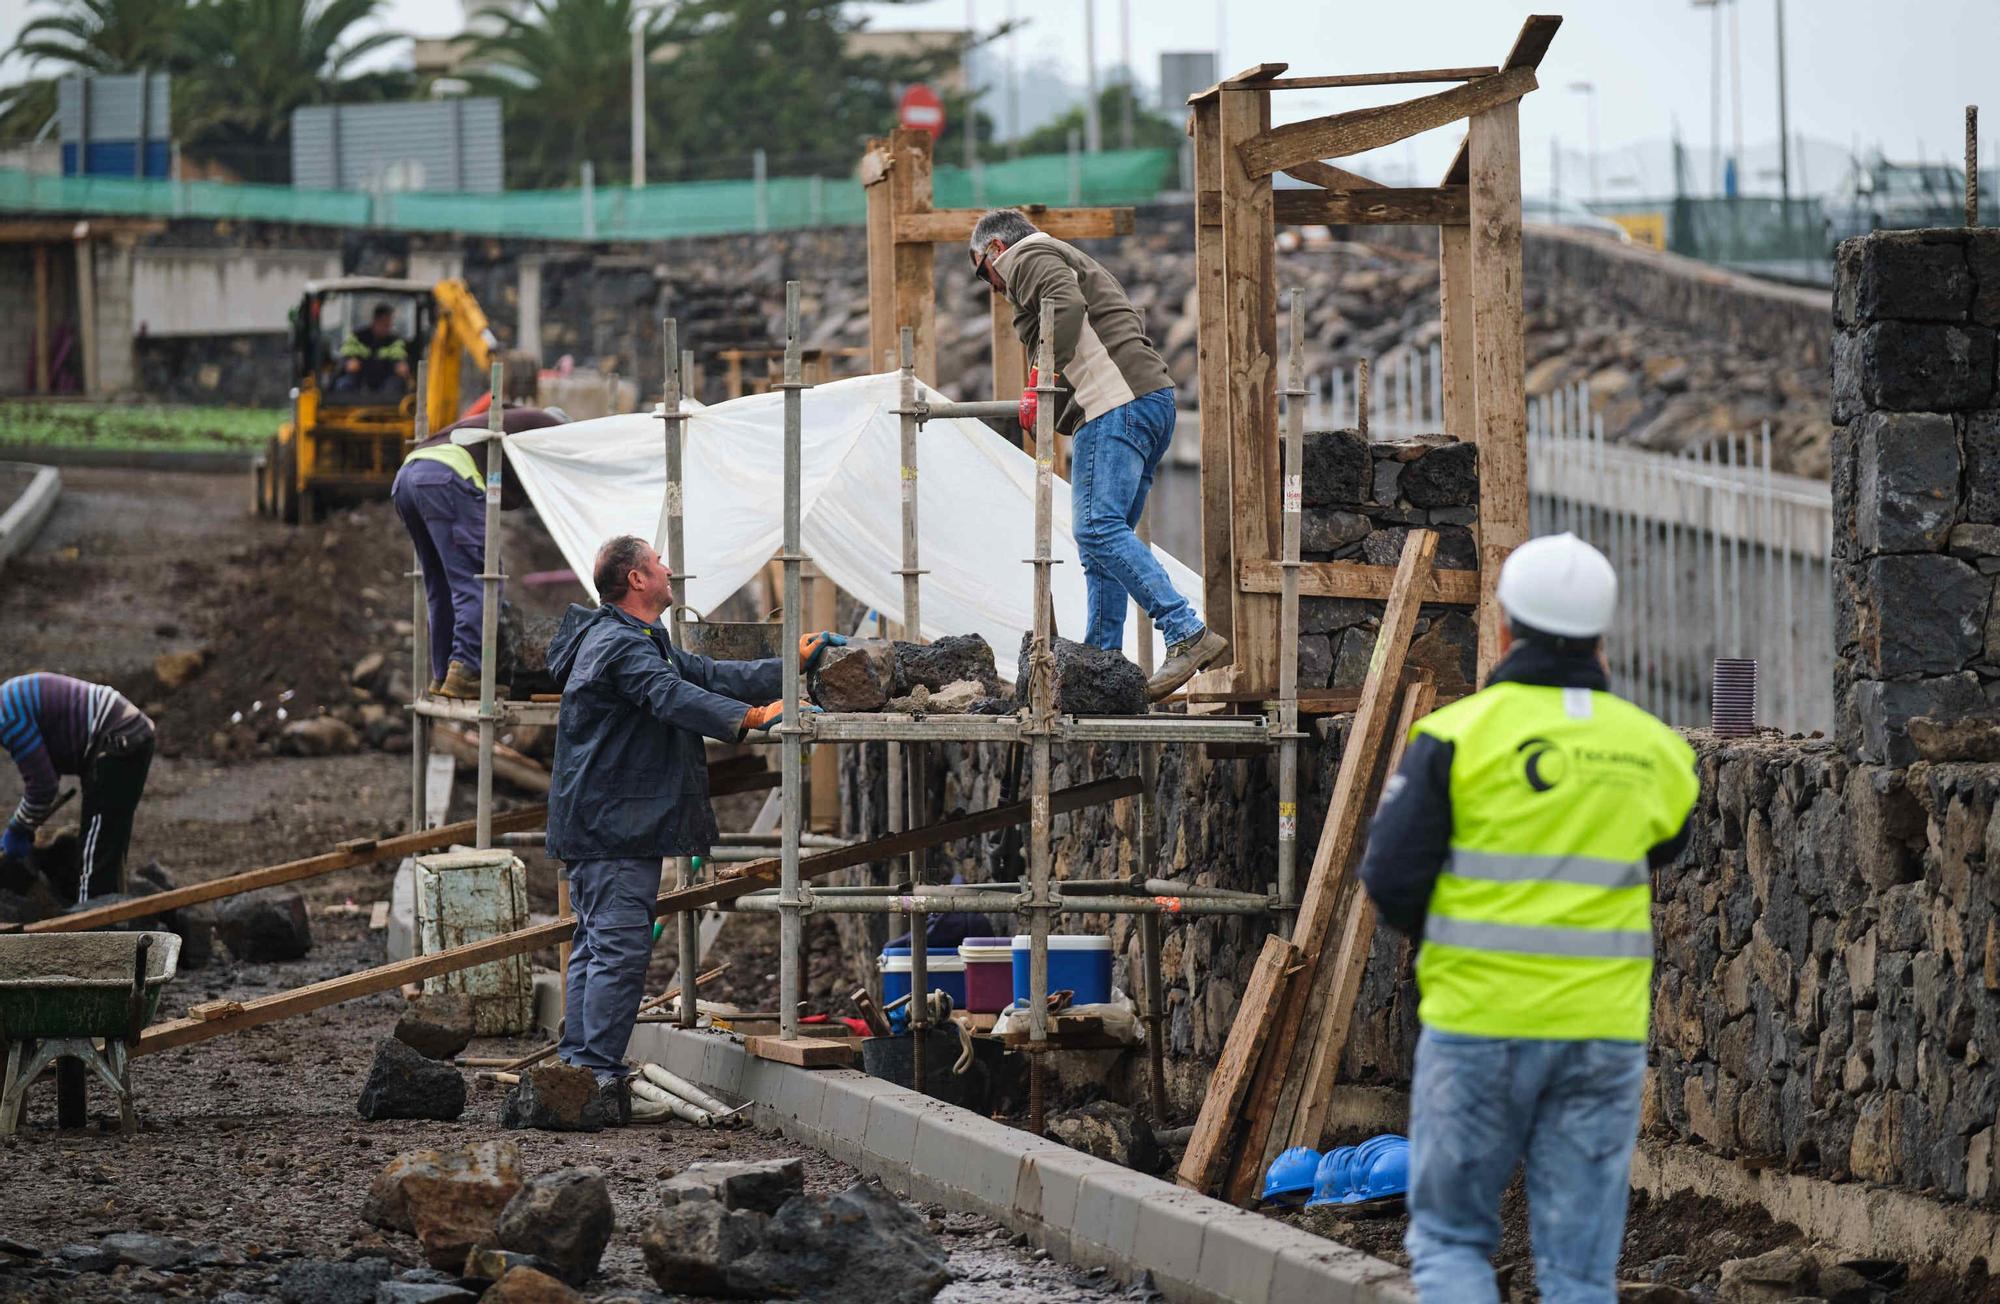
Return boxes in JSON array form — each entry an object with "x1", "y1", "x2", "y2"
[{"x1": 503, "y1": 372, "x2": 1201, "y2": 684}]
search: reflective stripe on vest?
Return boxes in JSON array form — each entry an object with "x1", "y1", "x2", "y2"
[
  {"x1": 1411, "y1": 680, "x2": 1698, "y2": 1043},
  {"x1": 404, "y1": 443, "x2": 484, "y2": 488}
]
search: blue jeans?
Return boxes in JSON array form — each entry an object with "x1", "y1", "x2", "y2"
[
  {"x1": 560, "y1": 856, "x2": 662, "y2": 1083},
  {"x1": 1406, "y1": 1027, "x2": 1646, "y2": 1304},
  {"x1": 393, "y1": 460, "x2": 490, "y2": 680},
  {"x1": 1069, "y1": 387, "x2": 1203, "y2": 650}
]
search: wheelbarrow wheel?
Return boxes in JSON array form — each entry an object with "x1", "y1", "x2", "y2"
[{"x1": 56, "y1": 1057, "x2": 86, "y2": 1128}]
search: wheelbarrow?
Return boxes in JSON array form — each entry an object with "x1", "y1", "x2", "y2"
[{"x1": 0, "y1": 931, "x2": 180, "y2": 1135}]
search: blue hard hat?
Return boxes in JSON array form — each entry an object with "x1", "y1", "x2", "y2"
[
  {"x1": 1261, "y1": 1146, "x2": 1321, "y2": 1204},
  {"x1": 1344, "y1": 1139, "x2": 1411, "y2": 1203},
  {"x1": 1303, "y1": 1146, "x2": 1356, "y2": 1207}
]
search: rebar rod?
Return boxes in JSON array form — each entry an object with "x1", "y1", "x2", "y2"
[
  {"x1": 1027, "y1": 301, "x2": 1057, "y2": 1134},
  {"x1": 1277, "y1": 290, "x2": 1305, "y2": 929},
  {"x1": 778, "y1": 283, "x2": 805, "y2": 1043},
  {"x1": 408, "y1": 358, "x2": 430, "y2": 842},
  {"x1": 475, "y1": 360, "x2": 504, "y2": 848}
]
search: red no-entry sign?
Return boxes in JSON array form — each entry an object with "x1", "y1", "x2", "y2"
[{"x1": 899, "y1": 84, "x2": 945, "y2": 139}]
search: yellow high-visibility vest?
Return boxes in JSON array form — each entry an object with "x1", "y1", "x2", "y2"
[
  {"x1": 403, "y1": 443, "x2": 483, "y2": 488},
  {"x1": 1413, "y1": 681, "x2": 1698, "y2": 1042}
]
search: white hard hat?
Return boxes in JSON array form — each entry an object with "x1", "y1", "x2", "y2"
[{"x1": 1496, "y1": 532, "x2": 1617, "y2": 639}]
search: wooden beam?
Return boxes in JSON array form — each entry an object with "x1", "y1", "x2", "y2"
[
  {"x1": 26, "y1": 806, "x2": 549, "y2": 934},
  {"x1": 1188, "y1": 62, "x2": 1288, "y2": 105},
  {"x1": 1191, "y1": 97, "x2": 1234, "y2": 654},
  {"x1": 1221, "y1": 530, "x2": 1438, "y2": 1203},
  {"x1": 1238, "y1": 66, "x2": 1538, "y2": 179},
  {"x1": 1176, "y1": 934, "x2": 1299, "y2": 1194},
  {"x1": 1272, "y1": 186, "x2": 1468, "y2": 227},
  {"x1": 1442, "y1": 15, "x2": 1564, "y2": 185},
  {"x1": 895, "y1": 206, "x2": 1136, "y2": 244},
  {"x1": 1439, "y1": 225, "x2": 1477, "y2": 440},
  {"x1": 1239, "y1": 557, "x2": 1478, "y2": 605},
  {"x1": 990, "y1": 290, "x2": 1027, "y2": 430},
  {"x1": 0, "y1": 218, "x2": 163, "y2": 244},
  {"x1": 864, "y1": 137, "x2": 897, "y2": 373},
  {"x1": 890, "y1": 128, "x2": 939, "y2": 383},
  {"x1": 1258, "y1": 67, "x2": 1499, "y2": 92},
  {"x1": 1285, "y1": 677, "x2": 1437, "y2": 1150},
  {"x1": 747, "y1": 1036, "x2": 858, "y2": 1068},
  {"x1": 1468, "y1": 101, "x2": 1528, "y2": 682},
  {"x1": 74, "y1": 233, "x2": 96, "y2": 398},
  {"x1": 1219, "y1": 82, "x2": 1281, "y2": 690},
  {"x1": 132, "y1": 775, "x2": 1140, "y2": 1056},
  {"x1": 1280, "y1": 160, "x2": 1386, "y2": 190}
]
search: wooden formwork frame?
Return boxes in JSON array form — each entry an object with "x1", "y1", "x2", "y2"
[{"x1": 1188, "y1": 15, "x2": 1558, "y2": 694}]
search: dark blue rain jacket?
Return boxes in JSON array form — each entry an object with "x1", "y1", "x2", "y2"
[{"x1": 545, "y1": 603, "x2": 782, "y2": 860}]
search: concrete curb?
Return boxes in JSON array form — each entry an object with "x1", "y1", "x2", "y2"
[
  {"x1": 625, "y1": 1023, "x2": 1416, "y2": 1304},
  {"x1": 0, "y1": 462, "x2": 62, "y2": 571},
  {"x1": 0, "y1": 444, "x2": 254, "y2": 474}
]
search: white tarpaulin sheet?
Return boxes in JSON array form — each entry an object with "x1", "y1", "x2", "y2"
[{"x1": 503, "y1": 372, "x2": 1201, "y2": 685}]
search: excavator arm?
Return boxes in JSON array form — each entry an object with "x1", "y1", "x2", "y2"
[{"x1": 424, "y1": 278, "x2": 501, "y2": 434}]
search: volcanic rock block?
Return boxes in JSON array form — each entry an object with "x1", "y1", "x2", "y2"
[
  {"x1": 1047, "y1": 1100, "x2": 1163, "y2": 1173},
  {"x1": 214, "y1": 887, "x2": 313, "y2": 962},
  {"x1": 1302, "y1": 429, "x2": 1368, "y2": 505},
  {"x1": 494, "y1": 1169, "x2": 615, "y2": 1287},
  {"x1": 274, "y1": 1258, "x2": 393, "y2": 1304},
  {"x1": 280, "y1": 715, "x2": 361, "y2": 757},
  {"x1": 356, "y1": 1037, "x2": 468, "y2": 1122},
  {"x1": 363, "y1": 1140, "x2": 521, "y2": 1270},
  {"x1": 1399, "y1": 441, "x2": 1478, "y2": 508},
  {"x1": 1014, "y1": 636, "x2": 1147, "y2": 716},
  {"x1": 892, "y1": 635, "x2": 998, "y2": 697},
  {"x1": 1855, "y1": 555, "x2": 1986, "y2": 677},
  {"x1": 1965, "y1": 411, "x2": 2000, "y2": 525},
  {"x1": 1716, "y1": 1245, "x2": 1815, "y2": 1303},
  {"x1": 376, "y1": 1284, "x2": 476, "y2": 1304},
  {"x1": 1853, "y1": 410, "x2": 1959, "y2": 554},
  {"x1": 500, "y1": 1062, "x2": 608, "y2": 1132},
  {"x1": 97, "y1": 1233, "x2": 197, "y2": 1269},
  {"x1": 481, "y1": 1265, "x2": 581, "y2": 1304},
  {"x1": 658, "y1": 1158, "x2": 805, "y2": 1213},
  {"x1": 809, "y1": 640, "x2": 895, "y2": 712},
  {"x1": 640, "y1": 1200, "x2": 768, "y2": 1297},
  {"x1": 1836, "y1": 229, "x2": 1974, "y2": 325},
  {"x1": 394, "y1": 994, "x2": 477, "y2": 1061},
  {"x1": 1906, "y1": 714, "x2": 2000, "y2": 763},
  {"x1": 1851, "y1": 674, "x2": 1985, "y2": 767},
  {"x1": 1849, "y1": 321, "x2": 1996, "y2": 413},
  {"x1": 461, "y1": 1247, "x2": 561, "y2": 1285},
  {"x1": 733, "y1": 1181, "x2": 951, "y2": 1304},
  {"x1": 1301, "y1": 508, "x2": 1371, "y2": 553}
]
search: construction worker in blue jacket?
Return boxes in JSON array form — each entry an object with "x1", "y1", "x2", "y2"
[{"x1": 1359, "y1": 533, "x2": 1698, "y2": 1304}]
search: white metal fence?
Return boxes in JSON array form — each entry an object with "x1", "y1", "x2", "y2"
[{"x1": 1309, "y1": 349, "x2": 1834, "y2": 735}]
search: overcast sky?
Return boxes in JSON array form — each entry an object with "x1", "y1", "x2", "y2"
[{"x1": 5, "y1": 0, "x2": 1993, "y2": 197}]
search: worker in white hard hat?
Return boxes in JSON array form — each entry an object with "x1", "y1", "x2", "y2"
[{"x1": 1359, "y1": 532, "x2": 1699, "y2": 1303}]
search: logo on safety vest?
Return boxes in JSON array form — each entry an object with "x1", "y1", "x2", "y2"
[{"x1": 1516, "y1": 736, "x2": 1566, "y2": 792}]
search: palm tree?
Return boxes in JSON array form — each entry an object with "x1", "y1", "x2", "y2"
[
  {"x1": 172, "y1": 0, "x2": 405, "y2": 181},
  {"x1": 10, "y1": 0, "x2": 189, "y2": 74},
  {"x1": 466, "y1": 0, "x2": 673, "y2": 189}
]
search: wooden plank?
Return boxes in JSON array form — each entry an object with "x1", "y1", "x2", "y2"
[
  {"x1": 434, "y1": 725, "x2": 549, "y2": 793},
  {"x1": 1220, "y1": 530, "x2": 1438, "y2": 1203},
  {"x1": 1191, "y1": 97, "x2": 1234, "y2": 654},
  {"x1": 1285, "y1": 678, "x2": 1437, "y2": 1150},
  {"x1": 1439, "y1": 224, "x2": 1477, "y2": 441},
  {"x1": 1468, "y1": 101, "x2": 1528, "y2": 682},
  {"x1": 1259, "y1": 67, "x2": 1498, "y2": 91},
  {"x1": 1269, "y1": 186, "x2": 1468, "y2": 227},
  {"x1": 864, "y1": 136, "x2": 898, "y2": 372},
  {"x1": 188, "y1": 1000, "x2": 245, "y2": 1021},
  {"x1": 1441, "y1": 15, "x2": 1564, "y2": 185},
  {"x1": 27, "y1": 805, "x2": 548, "y2": 934},
  {"x1": 1239, "y1": 557, "x2": 1478, "y2": 605},
  {"x1": 1280, "y1": 160, "x2": 1385, "y2": 190},
  {"x1": 1239, "y1": 67, "x2": 1538, "y2": 179},
  {"x1": 132, "y1": 775, "x2": 1139, "y2": 1057},
  {"x1": 890, "y1": 127, "x2": 939, "y2": 383},
  {"x1": 896, "y1": 206, "x2": 1136, "y2": 244},
  {"x1": 1219, "y1": 83, "x2": 1280, "y2": 690},
  {"x1": 746, "y1": 1036, "x2": 858, "y2": 1068},
  {"x1": 991, "y1": 291, "x2": 1027, "y2": 433},
  {"x1": 1176, "y1": 934, "x2": 1299, "y2": 1194},
  {"x1": 32, "y1": 244, "x2": 50, "y2": 394},
  {"x1": 1188, "y1": 62, "x2": 1288, "y2": 104}
]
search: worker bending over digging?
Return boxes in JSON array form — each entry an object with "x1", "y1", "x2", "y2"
[
  {"x1": 0, "y1": 672, "x2": 156, "y2": 903},
  {"x1": 969, "y1": 207, "x2": 1226, "y2": 699},
  {"x1": 393, "y1": 405, "x2": 565, "y2": 699},
  {"x1": 545, "y1": 535, "x2": 843, "y2": 1123},
  {"x1": 1359, "y1": 534, "x2": 1698, "y2": 1304}
]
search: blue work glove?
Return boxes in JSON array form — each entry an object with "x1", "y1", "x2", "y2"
[
  {"x1": 798, "y1": 631, "x2": 848, "y2": 670},
  {"x1": 1, "y1": 823, "x2": 32, "y2": 862}
]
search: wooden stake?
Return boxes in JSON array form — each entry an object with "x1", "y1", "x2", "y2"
[
  {"x1": 1356, "y1": 358, "x2": 1372, "y2": 437},
  {"x1": 1176, "y1": 933, "x2": 1299, "y2": 1193},
  {"x1": 1468, "y1": 100, "x2": 1529, "y2": 683}
]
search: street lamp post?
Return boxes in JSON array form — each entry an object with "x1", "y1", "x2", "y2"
[
  {"x1": 1569, "y1": 81, "x2": 1599, "y2": 202},
  {"x1": 631, "y1": 22, "x2": 646, "y2": 188},
  {"x1": 1693, "y1": 0, "x2": 1722, "y2": 194}
]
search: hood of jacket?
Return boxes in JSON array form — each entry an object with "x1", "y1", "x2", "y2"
[{"x1": 547, "y1": 602, "x2": 654, "y2": 689}]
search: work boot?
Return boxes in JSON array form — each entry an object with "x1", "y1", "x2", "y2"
[
  {"x1": 437, "y1": 661, "x2": 507, "y2": 700},
  {"x1": 427, "y1": 677, "x2": 444, "y2": 695},
  {"x1": 1146, "y1": 629, "x2": 1229, "y2": 701}
]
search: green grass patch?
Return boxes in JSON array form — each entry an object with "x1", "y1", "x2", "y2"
[{"x1": 0, "y1": 402, "x2": 282, "y2": 453}]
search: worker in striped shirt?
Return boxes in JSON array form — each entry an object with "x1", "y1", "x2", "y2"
[{"x1": 0, "y1": 673, "x2": 156, "y2": 903}]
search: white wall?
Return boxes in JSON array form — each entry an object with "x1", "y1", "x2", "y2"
[{"x1": 131, "y1": 248, "x2": 339, "y2": 337}]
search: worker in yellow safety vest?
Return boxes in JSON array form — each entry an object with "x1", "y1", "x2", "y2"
[
  {"x1": 393, "y1": 406, "x2": 566, "y2": 698},
  {"x1": 1359, "y1": 532, "x2": 1698, "y2": 1304}
]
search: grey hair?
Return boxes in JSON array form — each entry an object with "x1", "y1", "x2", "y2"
[
  {"x1": 593, "y1": 534, "x2": 651, "y2": 602},
  {"x1": 969, "y1": 208, "x2": 1038, "y2": 257}
]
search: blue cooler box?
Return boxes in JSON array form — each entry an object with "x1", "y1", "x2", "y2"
[
  {"x1": 1011, "y1": 934, "x2": 1113, "y2": 1006},
  {"x1": 879, "y1": 947, "x2": 967, "y2": 1027}
]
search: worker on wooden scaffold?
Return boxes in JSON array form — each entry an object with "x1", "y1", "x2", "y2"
[
  {"x1": 969, "y1": 207, "x2": 1227, "y2": 699},
  {"x1": 1360, "y1": 533, "x2": 1699, "y2": 1303}
]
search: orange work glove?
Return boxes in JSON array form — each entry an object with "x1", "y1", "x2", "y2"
[{"x1": 798, "y1": 631, "x2": 848, "y2": 670}]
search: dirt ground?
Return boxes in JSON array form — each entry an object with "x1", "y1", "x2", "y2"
[{"x1": 0, "y1": 469, "x2": 1123, "y2": 1303}]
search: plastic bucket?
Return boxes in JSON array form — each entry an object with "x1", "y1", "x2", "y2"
[
  {"x1": 1010, "y1": 934, "x2": 1113, "y2": 1006},
  {"x1": 879, "y1": 947, "x2": 966, "y2": 1025},
  {"x1": 958, "y1": 936, "x2": 1016, "y2": 1013}
]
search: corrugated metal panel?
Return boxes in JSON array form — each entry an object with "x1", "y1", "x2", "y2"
[
  {"x1": 290, "y1": 99, "x2": 505, "y2": 195},
  {"x1": 57, "y1": 73, "x2": 172, "y2": 143}
]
